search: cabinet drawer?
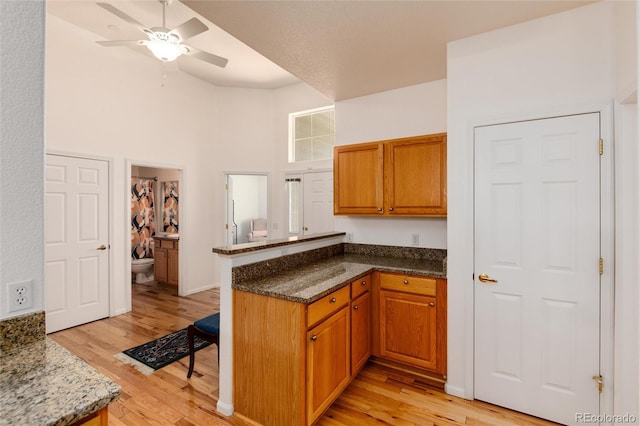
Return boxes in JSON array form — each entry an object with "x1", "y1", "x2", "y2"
[
  {"x1": 157, "y1": 239, "x2": 176, "y2": 249},
  {"x1": 379, "y1": 273, "x2": 436, "y2": 296},
  {"x1": 307, "y1": 286, "x2": 350, "y2": 328},
  {"x1": 350, "y1": 274, "x2": 371, "y2": 299}
]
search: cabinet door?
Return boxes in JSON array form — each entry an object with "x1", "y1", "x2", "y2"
[
  {"x1": 385, "y1": 134, "x2": 447, "y2": 216},
  {"x1": 351, "y1": 291, "x2": 371, "y2": 375},
  {"x1": 154, "y1": 248, "x2": 168, "y2": 283},
  {"x1": 333, "y1": 142, "x2": 384, "y2": 215},
  {"x1": 379, "y1": 290, "x2": 437, "y2": 371},
  {"x1": 307, "y1": 306, "x2": 350, "y2": 425},
  {"x1": 167, "y1": 249, "x2": 179, "y2": 285}
]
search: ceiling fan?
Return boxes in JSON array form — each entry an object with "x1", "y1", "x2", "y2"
[{"x1": 96, "y1": 0, "x2": 228, "y2": 68}]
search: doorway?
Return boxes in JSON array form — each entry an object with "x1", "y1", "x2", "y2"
[
  {"x1": 286, "y1": 170, "x2": 334, "y2": 237},
  {"x1": 225, "y1": 173, "x2": 269, "y2": 245},
  {"x1": 473, "y1": 113, "x2": 603, "y2": 425},
  {"x1": 129, "y1": 163, "x2": 183, "y2": 297}
]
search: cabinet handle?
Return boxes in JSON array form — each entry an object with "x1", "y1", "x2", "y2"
[
  {"x1": 330, "y1": 297, "x2": 336, "y2": 303},
  {"x1": 353, "y1": 305, "x2": 359, "y2": 310},
  {"x1": 377, "y1": 207, "x2": 383, "y2": 213},
  {"x1": 429, "y1": 302, "x2": 435, "y2": 307},
  {"x1": 311, "y1": 335, "x2": 318, "y2": 341},
  {"x1": 361, "y1": 281, "x2": 367, "y2": 286},
  {"x1": 403, "y1": 279, "x2": 409, "y2": 285},
  {"x1": 389, "y1": 207, "x2": 394, "y2": 212}
]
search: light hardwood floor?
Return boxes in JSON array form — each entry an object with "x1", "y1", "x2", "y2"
[{"x1": 50, "y1": 282, "x2": 558, "y2": 426}]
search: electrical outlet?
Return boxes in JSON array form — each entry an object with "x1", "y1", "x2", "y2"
[
  {"x1": 411, "y1": 234, "x2": 420, "y2": 246},
  {"x1": 8, "y1": 280, "x2": 33, "y2": 312}
]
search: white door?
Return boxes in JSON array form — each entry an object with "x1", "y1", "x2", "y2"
[
  {"x1": 45, "y1": 154, "x2": 110, "y2": 333},
  {"x1": 474, "y1": 113, "x2": 601, "y2": 425},
  {"x1": 302, "y1": 171, "x2": 334, "y2": 235}
]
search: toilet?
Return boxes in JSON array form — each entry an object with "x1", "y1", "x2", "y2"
[{"x1": 131, "y1": 258, "x2": 154, "y2": 283}]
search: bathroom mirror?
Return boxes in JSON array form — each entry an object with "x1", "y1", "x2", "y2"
[{"x1": 225, "y1": 173, "x2": 269, "y2": 245}]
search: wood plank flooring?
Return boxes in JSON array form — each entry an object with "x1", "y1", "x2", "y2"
[{"x1": 50, "y1": 281, "x2": 558, "y2": 426}]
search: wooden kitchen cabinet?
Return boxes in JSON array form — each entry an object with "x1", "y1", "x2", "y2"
[
  {"x1": 234, "y1": 285, "x2": 353, "y2": 426},
  {"x1": 154, "y1": 237, "x2": 178, "y2": 285},
  {"x1": 307, "y1": 305, "x2": 350, "y2": 424},
  {"x1": 69, "y1": 406, "x2": 108, "y2": 426},
  {"x1": 350, "y1": 291, "x2": 371, "y2": 375},
  {"x1": 334, "y1": 133, "x2": 447, "y2": 217},
  {"x1": 333, "y1": 142, "x2": 384, "y2": 215},
  {"x1": 350, "y1": 274, "x2": 371, "y2": 375},
  {"x1": 375, "y1": 272, "x2": 447, "y2": 376}
]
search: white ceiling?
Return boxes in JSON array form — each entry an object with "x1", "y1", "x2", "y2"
[{"x1": 48, "y1": 0, "x2": 597, "y2": 101}]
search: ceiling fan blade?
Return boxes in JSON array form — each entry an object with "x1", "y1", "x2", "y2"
[
  {"x1": 168, "y1": 18, "x2": 208, "y2": 42},
  {"x1": 96, "y1": 40, "x2": 146, "y2": 47},
  {"x1": 97, "y1": 3, "x2": 150, "y2": 33},
  {"x1": 182, "y1": 45, "x2": 228, "y2": 68}
]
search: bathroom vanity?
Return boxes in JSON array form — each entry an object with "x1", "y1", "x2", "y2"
[{"x1": 154, "y1": 235, "x2": 179, "y2": 285}]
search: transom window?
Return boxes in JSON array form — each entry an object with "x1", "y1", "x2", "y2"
[{"x1": 289, "y1": 106, "x2": 335, "y2": 163}]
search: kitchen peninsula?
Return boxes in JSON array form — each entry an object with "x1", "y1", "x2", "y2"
[{"x1": 212, "y1": 232, "x2": 447, "y2": 425}]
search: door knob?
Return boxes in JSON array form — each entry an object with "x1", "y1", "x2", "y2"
[
  {"x1": 478, "y1": 273, "x2": 498, "y2": 284},
  {"x1": 97, "y1": 244, "x2": 107, "y2": 251}
]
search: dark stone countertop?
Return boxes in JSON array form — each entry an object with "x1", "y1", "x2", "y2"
[
  {"x1": 232, "y1": 253, "x2": 446, "y2": 304},
  {"x1": 212, "y1": 232, "x2": 346, "y2": 255}
]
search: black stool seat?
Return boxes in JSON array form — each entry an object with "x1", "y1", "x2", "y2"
[{"x1": 187, "y1": 312, "x2": 220, "y2": 378}]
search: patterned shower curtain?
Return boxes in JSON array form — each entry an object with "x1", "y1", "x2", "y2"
[
  {"x1": 131, "y1": 179, "x2": 155, "y2": 259},
  {"x1": 163, "y1": 181, "x2": 179, "y2": 233}
]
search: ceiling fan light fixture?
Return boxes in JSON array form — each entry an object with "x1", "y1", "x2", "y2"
[{"x1": 146, "y1": 31, "x2": 183, "y2": 62}]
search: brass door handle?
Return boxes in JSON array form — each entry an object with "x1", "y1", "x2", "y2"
[
  {"x1": 97, "y1": 244, "x2": 107, "y2": 251},
  {"x1": 478, "y1": 273, "x2": 498, "y2": 284}
]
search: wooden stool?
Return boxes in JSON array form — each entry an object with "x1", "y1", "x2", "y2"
[{"x1": 187, "y1": 312, "x2": 220, "y2": 378}]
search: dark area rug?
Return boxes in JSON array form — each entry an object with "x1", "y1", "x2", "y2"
[{"x1": 122, "y1": 328, "x2": 213, "y2": 370}]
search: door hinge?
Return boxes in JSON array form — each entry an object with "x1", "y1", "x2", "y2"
[
  {"x1": 225, "y1": 224, "x2": 229, "y2": 230},
  {"x1": 599, "y1": 138, "x2": 603, "y2": 156},
  {"x1": 225, "y1": 184, "x2": 229, "y2": 190},
  {"x1": 592, "y1": 375, "x2": 603, "y2": 393},
  {"x1": 599, "y1": 258, "x2": 604, "y2": 275}
]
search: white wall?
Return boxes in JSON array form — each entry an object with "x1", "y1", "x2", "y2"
[
  {"x1": 0, "y1": 0, "x2": 45, "y2": 320},
  {"x1": 334, "y1": 79, "x2": 447, "y2": 249},
  {"x1": 447, "y1": 1, "x2": 637, "y2": 420}
]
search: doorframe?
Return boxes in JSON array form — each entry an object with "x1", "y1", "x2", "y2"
[
  {"x1": 45, "y1": 150, "x2": 116, "y2": 316},
  {"x1": 284, "y1": 168, "x2": 333, "y2": 237},
  {"x1": 126, "y1": 159, "x2": 187, "y2": 303},
  {"x1": 465, "y1": 103, "x2": 615, "y2": 416},
  {"x1": 222, "y1": 171, "x2": 271, "y2": 246}
]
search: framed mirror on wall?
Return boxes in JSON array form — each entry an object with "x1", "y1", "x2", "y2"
[{"x1": 225, "y1": 173, "x2": 269, "y2": 246}]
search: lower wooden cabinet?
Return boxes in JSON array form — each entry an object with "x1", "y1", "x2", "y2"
[
  {"x1": 379, "y1": 290, "x2": 437, "y2": 370},
  {"x1": 154, "y1": 238, "x2": 178, "y2": 285},
  {"x1": 232, "y1": 271, "x2": 445, "y2": 426},
  {"x1": 307, "y1": 305, "x2": 350, "y2": 424},
  {"x1": 69, "y1": 406, "x2": 108, "y2": 426},
  {"x1": 350, "y1": 291, "x2": 371, "y2": 374},
  {"x1": 375, "y1": 272, "x2": 447, "y2": 376}
]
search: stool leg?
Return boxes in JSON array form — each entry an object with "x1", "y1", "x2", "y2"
[{"x1": 187, "y1": 325, "x2": 196, "y2": 378}]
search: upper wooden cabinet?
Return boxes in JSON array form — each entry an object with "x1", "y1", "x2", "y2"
[{"x1": 334, "y1": 133, "x2": 447, "y2": 217}]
